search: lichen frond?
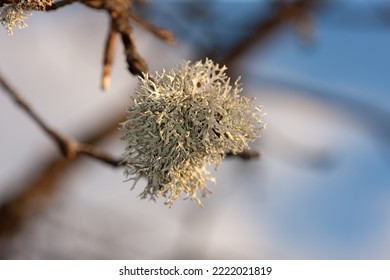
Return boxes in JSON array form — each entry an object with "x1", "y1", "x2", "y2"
[{"x1": 0, "y1": 0, "x2": 53, "y2": 35}]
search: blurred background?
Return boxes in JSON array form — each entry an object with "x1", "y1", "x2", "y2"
[{"x1": 0, "y1": 0, "x2": 389, "y2": 259}]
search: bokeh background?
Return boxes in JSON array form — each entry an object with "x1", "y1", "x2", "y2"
[{"x1": 0, "y1": 0, "x2": 389, "y2": 259}]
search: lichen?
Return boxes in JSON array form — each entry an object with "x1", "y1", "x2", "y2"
[{"x1": 120, "y1": 58, "x2": 265, "y2": 207}]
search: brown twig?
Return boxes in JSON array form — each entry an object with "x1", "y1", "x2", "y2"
[
  {"x1": 226, "y1": 150, "x2": 260, "y2": 160},
  {"x1": 110, "y1": 8, "x2": 148, "y2": 77},
  {"x1": 45, "y1": 0, "x2": 77, "y2": 10},
  {"x1": 0, "y1": 0, "x2": 73, "y2": 8},
  {"x1": 0, "y1": 71, "x2": 123, "y2": 166},
  {"x1": 101, "y1": 19, "x2": 118, "y2": 90},
  {"x1": 220, "y1": 0, "x2": 320, "y2": 67},
  {"x1": 128, "y1": 12, "x2": 176, "y2": 44}
]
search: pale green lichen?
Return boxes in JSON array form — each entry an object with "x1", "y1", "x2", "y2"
[
  {"x1": 0, "y1": 0, "x2": 53, "y2": 35},
  {"x1": 120, "y1": 58, "x2": 265, "y2": 207}
]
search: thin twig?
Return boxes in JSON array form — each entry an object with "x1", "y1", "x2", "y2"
[
  {"x1": 129, "y1": 12, "x2": 176, "y2": 44},
  {"x1": 221, "y1": 0, "x2": 320, "y2": 67},
  {"x1": 45, "y1": 0, "x2": 77, "y2": 10},
  {"x1": 1, "y1": 0, "x2": 75, "y2": 9},
  {"x1": 112, "y1": 10, "x2": 148, "y2": 76},
  {"x1": 226, "y1": 150, "x2": 260, "y2": 160},
  {"x1": 0, "y1": 71, "x2": 123, "y2": 166},
  {"x1": 101, "y1": 19, "x2": 118, "y2": 91}
]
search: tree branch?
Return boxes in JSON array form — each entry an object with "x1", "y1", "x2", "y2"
[
  {"x1": 111, "y1": 9, "x2": 148, "y2": 77},
  {"x1": 0, "y1": 71, "x2": 123, "y2": 167},
  {"x1": 0, "y1": 111, "x2": 127, "y2": 239}
]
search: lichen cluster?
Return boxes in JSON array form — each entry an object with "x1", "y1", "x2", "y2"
[
  {"x1": 0, "y1": 0, "x2": 53, "y2": 34},
  {"x1": 120, "y1": 58, "x2": 265, "y2": 207}
]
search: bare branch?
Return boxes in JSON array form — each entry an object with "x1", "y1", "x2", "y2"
[
  {"x1": 129, "y1": 12, "x2": 176, "y2": 44},
  {"x1": 111, "y1": 10, "x2": 148, "y2": 76},
  {"x1": 221, "y1": 0, "x2": 320, "y2": 67},
  {"x1": 78, "y1": 142, "x2": 124, "y2": 166},
  {"x1": 0, "y1": 111, "x2": 126, "y2": 239},
  {"x1": 0, "y1": 71, "x2": 122, "y2": 167}
]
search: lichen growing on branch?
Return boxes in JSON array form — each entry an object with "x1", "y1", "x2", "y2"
[
  {"x1": 120, "y1": 58, "x2": 265, "y2": 207},
  {"x1": 0, "y1": 0, "x2": 52, "y2": 35}
]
